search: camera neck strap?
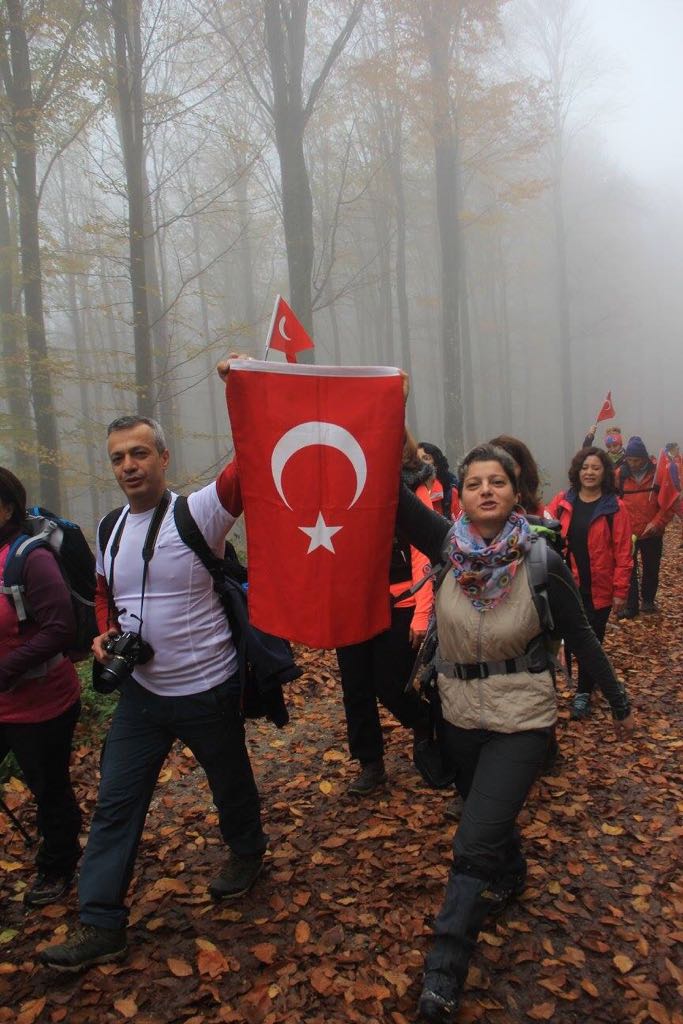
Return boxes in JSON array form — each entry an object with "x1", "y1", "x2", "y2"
[{"x1": 106, "y1": 489, "x2": 172, "y2": 635}]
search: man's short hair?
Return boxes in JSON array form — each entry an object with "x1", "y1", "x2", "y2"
[{"x1": 107, "y1": 416, "x2": 167, "y2": 454}]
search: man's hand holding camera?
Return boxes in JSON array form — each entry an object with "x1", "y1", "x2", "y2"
[{"x1": 92, "y1": 628, "x2": 119, "y2": 665}]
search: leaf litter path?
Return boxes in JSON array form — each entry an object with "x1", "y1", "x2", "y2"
[{"x1": 2, "y1": 538, "x2": 682, "y2": 1024}]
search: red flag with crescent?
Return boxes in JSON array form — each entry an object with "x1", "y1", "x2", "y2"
[
  {"x1": 265, "y1": 295, "x2": 315, "y2": 363},
  {"x1": 596, "y1": 390, "x2": 616, "y2": 423},
  {"x1": 227, "y1": 361, "x2": 405, "y2": 647}
]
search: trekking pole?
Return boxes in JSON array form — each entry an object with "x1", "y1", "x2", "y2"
[{"x1": 0, "y1": 795, "x2": 35, "y2": 847}]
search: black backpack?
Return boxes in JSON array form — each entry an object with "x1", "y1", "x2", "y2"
[{"x1": 1, "y1": 507, "x2": 98, "y2": 660}]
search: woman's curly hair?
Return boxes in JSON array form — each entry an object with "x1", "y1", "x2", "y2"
[{"x1": 567, "y1": 446, "x2": 616, "y2": 494}]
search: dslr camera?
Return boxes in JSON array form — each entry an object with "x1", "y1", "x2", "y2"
[{"x1": 97, "y1": 632, "x2": 154, "y2": 692}]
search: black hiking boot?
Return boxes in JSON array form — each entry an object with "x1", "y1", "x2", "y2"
[
  {"x1": 24, "y1": 871, "x2": 74, "y2": 908},
  {"x1": 418, "y1": 970, "x2": 461, "y2": 1023},
  {"x1": 209, "y1": 852, "x2": 264, "y2": 901},
  {"x1": 39, "y1": 924, "x2": 128, "y2": 972},
  {"x1": 485, "y1": 868, "x2": 527, "y2": 918},
  {"x1": 347, "y1": 760, "x2": 387, "y2": 796},
  {"x1": 641, "y1": 601, "x2": 659, "y2": 614}
]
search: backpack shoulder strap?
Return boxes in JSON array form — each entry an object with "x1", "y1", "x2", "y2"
[
  {"x1": 524, "y1": 535, "x2": 555, "y2": 633},
  {"x1": 98, "y1": 507, "x2": 125, "y2": 557},
  {"x1": 173, "y1": 496, "x2": 223, "y2": 577},
  {"x1": 1, "y1": 534, "x2": 52, "y2": 622}
]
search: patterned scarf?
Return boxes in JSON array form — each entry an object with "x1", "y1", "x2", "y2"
[{"x1": 446, "y1": 511, "x2": 532, "y2": 611}]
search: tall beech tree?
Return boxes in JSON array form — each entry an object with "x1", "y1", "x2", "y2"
[
  {"x1": 221, "y1": 0, "x2": 364, "y2": 356},
  {"x1": 0, "y1": 0, "x2": 87, "y2": 506},
  {"x1": 107, "y1": 0, "x2": 154, "y2": 416}
]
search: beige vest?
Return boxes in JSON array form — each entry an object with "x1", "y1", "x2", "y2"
[{"x1": 436, "y1": 566, "x2": 557, "y2": 733}]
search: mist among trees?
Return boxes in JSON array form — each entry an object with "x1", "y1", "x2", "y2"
[{"x1": 1, "y1": 0, "x2": 681, "y2": 533}]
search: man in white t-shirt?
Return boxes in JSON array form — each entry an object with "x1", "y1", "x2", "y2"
[{"x1": 41, "y1": 395, "x2": 266, "y2": 971}]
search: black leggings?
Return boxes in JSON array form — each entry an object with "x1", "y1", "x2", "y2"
[
  {"x1": 0, "y1": 700, "x2": 82, "y2": 876},
  {"x1": 576, "y1": 599, "x2": 611, "y2": 696}
]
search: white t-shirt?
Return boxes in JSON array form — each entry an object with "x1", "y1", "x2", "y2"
[{"x1": 96, "y1": 483, "x2": 238, "y2": 696}]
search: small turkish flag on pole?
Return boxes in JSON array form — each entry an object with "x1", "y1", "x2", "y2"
[
  {"x1": 227, "y1": 361, "x2": 405, "y2": 647},
  {"x1": 596, "y1": 390, "x2": 616, "y2": 423},
  {"x1": 264, "y1": 294, "x2": 315, "y2": 363}
]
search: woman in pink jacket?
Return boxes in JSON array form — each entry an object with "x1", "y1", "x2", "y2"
[{"x1": 546, "y1": 447, "x2": 633, "y2": 719}]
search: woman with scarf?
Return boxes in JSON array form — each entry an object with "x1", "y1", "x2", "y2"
[
  {"x1": 335, "y1": 434, "x2": 432, "y2": 796},
  {"x1": 396, "y1": 444, "x2": 633, "y2": 1024},
  {"x1": 0, "y1": 468, "x2": 82, "y2": 907}
]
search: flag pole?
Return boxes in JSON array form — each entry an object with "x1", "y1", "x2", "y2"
[
  {"x1": 650, "y1": 449, "x2": 664, "y2": 504},
  {"x1": 263, "y1": 294, "x2": 281, "y2": 361}
]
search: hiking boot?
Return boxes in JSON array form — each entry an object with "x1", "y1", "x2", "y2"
[
  {"x1": 24, "y1": 872, "x2": 73, "y2": 908},
  {"x1": 570, "y1": 692, "x2": 591, "y2": 720},
  {"x1": 209, "y1": 852, "x2": 264, "y2": 901},
  {"x1": 641, "y1": 601, "x2": 659, "y2": 614},
  {"x1": 485, "y1": 868, "x2": 527, "y2": 918},
  {"x1": 418, "y1": 970, "x2": 461, "y2": 1023},
  {"x1": 617, "y1": 608, "x2": 637, "y2": 620},
  {"x1": 39, "y1": 924, "x2": 128, "y2": 972},
  {"x1": 347, "y1": 760, "x2": 387, "y2": 796}
]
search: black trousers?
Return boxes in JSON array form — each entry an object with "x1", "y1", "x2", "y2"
[
  {"x1": 445, "y1": 724, "x2": 549, "y2": 879},
  {"x1": 0, "y1": 700, "x2": 82, "y2": 876},
  {"x1": 628, "y1": 534, "x2": 664, "y2": 612},
  {"x1": 79, "y1": 676, "x2": 266, "y2": 930},
  {"x1": 425, "y1": 725, "x2": 549, "y2": 984},
  {"x1": 336, "y1": 605, "x2": 428, "y2": 765},
  {"x1": 576, "y1": 598, "x2": 611, "y2": 696}
]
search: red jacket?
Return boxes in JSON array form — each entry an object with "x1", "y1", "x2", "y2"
[
  {"x1": 546, "y1": 490, "x2": 633, "y2": 610},
  {"x1": 616, "y1": 461, "x2": 676, "y2": 537}
]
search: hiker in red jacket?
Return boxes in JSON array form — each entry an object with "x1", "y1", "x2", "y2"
[
  {"x1": 547, "y1": 448, "x2": 633, "y2": 718},
  {"x1": 616, "y1": 436, "x2": 676, "y2": 616}
]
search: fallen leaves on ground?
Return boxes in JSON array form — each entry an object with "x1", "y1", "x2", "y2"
[{"x1": 0, "y1": 537, "x2": 682, "y2": 1023}]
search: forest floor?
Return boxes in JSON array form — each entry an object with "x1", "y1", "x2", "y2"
[{"x1": 1, "y1": 536, "x2": 682, "y2": 1024}]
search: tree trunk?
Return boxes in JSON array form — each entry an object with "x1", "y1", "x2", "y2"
[
  {"x1": 3, "y1": 0, "x2": 61, "y2": 507},
  {"x1": 0, "y1": 162, "x2": 34, "y2": 479},
  {"x1": 111, "y1": 0, "x2": 153, "y2": 416},
  {"x1": 57, "y1": 161, "x2": 100, "y2": 525},
  {"x1": 261, "y1": 0, "x2": 363, "y2": 363},
  {"x1": 233, "y1": 169, "x2": 257, "y2": 345},
  {"x1": 422, "y1": 0, "x2": 464, "y2": 460},
  {"x1": 191, "y1": 214, "x2": 222, "y2": 466},
  {"x1": 552, "y1": 139, "x2": 574, "y2": 460},
  {"x1": 388, "y1": 138, "x2": 417, "y2": 430},
  {"x1": 264, "y1": 0, "x2": 315, "y2": 347}
]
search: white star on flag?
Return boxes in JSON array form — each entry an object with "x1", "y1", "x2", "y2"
[{"x1": 299, "y1": 512, "x2": 342, "y2": 553}]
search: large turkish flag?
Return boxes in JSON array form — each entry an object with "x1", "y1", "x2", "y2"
[{"x1": 228, "y1": 361, "x2": 405, "y2": 648}]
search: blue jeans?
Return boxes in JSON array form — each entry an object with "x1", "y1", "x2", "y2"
[{"x1": 79, "y1": 676, "x2": 266, "y2": 929}]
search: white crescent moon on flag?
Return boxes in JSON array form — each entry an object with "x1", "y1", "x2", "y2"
[
  {"x1": 278, "y1": 316, "x2": 291, "y2": 341},
  {"x1": 271, "y1": 422, "x2": 367, "y2": 510}
]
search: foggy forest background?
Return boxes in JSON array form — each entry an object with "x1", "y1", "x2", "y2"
[{"x1": 1, "y1": 0, "x2": 681, "y2": 542}]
